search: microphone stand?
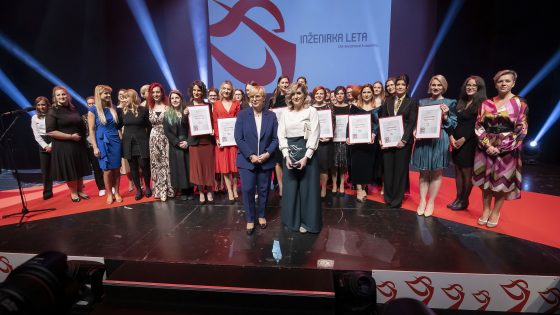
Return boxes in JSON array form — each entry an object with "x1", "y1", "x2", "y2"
[{"x1": 1, "y1": 113, "x2": 55, "y2": 226}]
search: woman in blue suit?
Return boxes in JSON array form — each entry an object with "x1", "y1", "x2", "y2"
[{"x1": 234, "y1": 85, "x2": 278, "y2": 235}]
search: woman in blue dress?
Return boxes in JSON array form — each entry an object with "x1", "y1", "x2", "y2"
[
  {"x1": 411, "y1": 75, "x2": 457, "y2": 217},
  {"x1": 88, "y1": 85, "x2": 122, "y2": 204}
]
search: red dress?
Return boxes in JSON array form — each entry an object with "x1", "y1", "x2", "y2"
[{"x1": 212, "y1": 100, "x2": 240, "y2": 173}]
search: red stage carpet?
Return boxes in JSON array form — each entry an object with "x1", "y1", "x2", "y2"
[{"x1": 1, "y1": 172, "x2": 559, "y2": 249}]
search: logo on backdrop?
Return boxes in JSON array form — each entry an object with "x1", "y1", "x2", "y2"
[
  {"x1": 376, "y1": 281, "x2": 398, "y2": 302},
  {"x1": 472, "y1": 290, "x2": 491, "y2": 311},
  {"x1": 0, "y1": 256, "x2": 13, "y2": 274},
  {"x1": 539, "y1": 287, "x2": 560, "y2": 313},
  {"x1": 500, "y1": 279, "x2": 530, "y2": 312},
  {"x1": 442, "y1": 284, "x2": 465, "y2": 310},
  {"x1": 209, "y1": 0, "x2": 296, "y2": 86},
  {"x1": 405, "y1": 276, "x2": 434, "y2": 304}
]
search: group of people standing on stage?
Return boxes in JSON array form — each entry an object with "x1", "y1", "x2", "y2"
[{"x1": 30, "y1": 68, "x2": 528, "y2": 234}]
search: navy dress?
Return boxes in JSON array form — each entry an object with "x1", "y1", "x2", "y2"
[{"x1": 88, "y1": 107, "x2": 122, "y2": 170}]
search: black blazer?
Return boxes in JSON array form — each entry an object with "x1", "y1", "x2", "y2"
[
  {"x1": 379, "y1": 95, "x2": 418, "y2": 144},
  {"x1": 117, "y1": 106, "x2": 151, "y2": 159}
]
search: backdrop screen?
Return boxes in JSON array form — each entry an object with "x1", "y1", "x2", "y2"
[{"x1": 208, "y1": 0, "x2": 392, "y2": 91}]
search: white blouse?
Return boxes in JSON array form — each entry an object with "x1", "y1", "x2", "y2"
[
  {"x1": 31, "y1": 114, "x2": 50, "y2": 149},
  {"x1": 278, "y1": 106, "x2": 320, "y2": 159}
]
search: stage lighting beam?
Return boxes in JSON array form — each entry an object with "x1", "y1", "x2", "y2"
[
  {"x1": 188, "y1": 0, "x2": 209, "y2": 85},
  {"x1": 534, "y1": 99, "x2": 560, "y2": 143},
  {"x1": 0, "y1": 68, "x2": 33, "y2": 115},
  {"x1": 411, "y1": 0, "x2": 464, "y2": 96},
  {"x1": 127, "y1": 0, "x2": 177, "y2": 90},
  {"x1": 519, "y1": 49, "x2": 560, "y2": 97},
  {"x1": 0, "y1": 32, "x2": 86, "y2": 106}
]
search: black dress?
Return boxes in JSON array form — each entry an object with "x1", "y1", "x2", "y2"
[
  {"x1": 348, "y1": 105, "x2": 378, "y2": 184},
  {"x1": 313, "y1": 104, "x2": 334, "y2": 171},
  {"x1": 164, "y1": 114, "x2": 192, "y2": 191},
  {"x1": 269, "y1": 94, "x2": 287, "y2": 164},
  {"x1": 45, "y1": 106, "x2": 91, "y2": 181},
  {"x1": 452, "y1": 103, "x2": 479, "y2": 167},
  {"x1": 118, "y1": 106, "x2": 151, "y2": 159}
]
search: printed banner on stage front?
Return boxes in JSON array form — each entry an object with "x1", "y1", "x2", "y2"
[
  {"x1": 317, "y1": 109, "x2": 333, "y2": 138},
  {"x1": 416, "y1": 104, "x2": 442, "y2": 139},
  {"x1": 379, "y1": 115, "x2": 404, "y2": 147},
  {"x1": 187, "y1": 105, "x2": 212, "y2": 136},
  {"x1": 348, "y1": 114, "x2": 371, "y2": 144},
  {"x1": 217, "y1": 117, "x2": 237, "y2": 147},
  {"x1": 333, "y1": 115, "x2": 349, "y2": 142}
]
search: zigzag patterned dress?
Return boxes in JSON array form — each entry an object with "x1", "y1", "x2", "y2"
[{"x1": 472, "y1": 97, "x2": 528, "y2": 200}]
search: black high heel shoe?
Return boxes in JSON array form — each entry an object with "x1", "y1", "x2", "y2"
[
  {"x1": 246, "y1": 223, "x2": 255, "y2": 235},
  {"x1": 71, "y1": 195, "x2": 80, "y2": 203},
  {"x1": 145, "y1": 187, "x2": 152, "y2": 198},
  {"x1": 135, "y1": 190, "x2": 143, "y2": 201},
  {"x1": 77, "y1": 192, "x2": 90, "y2": 200}
]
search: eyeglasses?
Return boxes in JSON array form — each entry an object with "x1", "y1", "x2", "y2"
[
  {"x1": 466, "y1": 84, "x2": 478, "y2": 88},
  {"x1": 250, "y1": 95, "x2": 263, "y2": 99}
]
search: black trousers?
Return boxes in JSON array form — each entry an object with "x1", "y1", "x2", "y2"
[
  {"x1": 128, "y1": 156, "x2": 151, "y2": 191},
  {"x1": 382, "y1": 143, "x2": 413, "y2": 208},
  {"x1": 86, "y1": 146, "x2": 105, "y2": 190},
  {"x1": 39, "y1": 150, "x2": 52, "y2": 197}
]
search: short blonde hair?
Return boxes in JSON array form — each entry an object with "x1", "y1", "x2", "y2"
[
  {"x1": 428, "y1": 75, "x2": 448, "y2": 94},
  {"x1": 493, "y1": 69, "x2": 517, "y2": 83},
  {"x1": 247, "y1": 85, "x2": 265, "y2": 98}
]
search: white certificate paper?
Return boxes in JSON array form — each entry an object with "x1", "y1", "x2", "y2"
[
  {"x1": 348, "y1": 114, "x2": 371, "y2": 144},
  {"x1": 379, "y1": 115, "x2": 404, "y2": 148},
  {"x1": 317, "y1": 109, "x2": 333, "y2": 138},
  {"x1": 187, "y1": 105, "x2": 212, "y2": 136},
  {"x1": 333, "y1": 115, "x2": 349, "y2": 142},
  {"x1": 217, "y1": 118, "x2": 237, "y2": 147},
  {"x1": 416, "y1": 104, "x2": 442, "y2": 139},
  {"x1": 270, "y1": 107, "x2": 286, "y2": 122}
]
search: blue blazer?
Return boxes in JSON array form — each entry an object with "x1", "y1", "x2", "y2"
[{"x1": 234, "y1": 108, "x2": 278, "y2": 171}]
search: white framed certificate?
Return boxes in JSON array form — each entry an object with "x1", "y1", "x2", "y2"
[
  {"x1": 187, "y1": 105, "x2": 212, "y2": 136},
  {"x1": 379, "y1": 115, "x2": 404, "y2": 148},
  {"x1": 270, "y1": 107, "x2": 286, "y2": 122},
  {"x1": 217, "y1": 117, "x2": 237, "y2": 146},
  {"x1": 317, "y1": 109, "x2": 333, "y2": 138},
  {"x1": 348, "y1": 114, "x2": 371, "y2": 144},
  {"x1": 416, "y1": 104, "x2": 442, "y2": 139},
  {"x1": 333, "y1": 115, "x2": 349, "y2": 142}
]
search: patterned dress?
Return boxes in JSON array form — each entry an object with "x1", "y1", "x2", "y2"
[
  {"x1": 472, "y1": 97, "x2": 528, "y2": 200},
  {"x1": 149, "y1": 109, "x2": 175, "y2": 199},
  {"x1": 411, "y1": 98, "x2": 457, "y2": 171}
]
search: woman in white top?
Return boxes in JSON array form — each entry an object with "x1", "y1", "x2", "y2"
[
  {"x1": 278, "y1": 83, "x2": 321, "y2": 233},
  {"x1": 31, "y1": 96, "x2": 53, "y2": 200}
]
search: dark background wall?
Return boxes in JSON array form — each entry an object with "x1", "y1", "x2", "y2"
[{"x1": 0, "y1": 0, "x2": 557, "y2": 170}]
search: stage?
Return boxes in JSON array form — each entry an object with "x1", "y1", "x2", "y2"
[{"x1": 1, "y1": 166, "x2": 559, "y2": 313}]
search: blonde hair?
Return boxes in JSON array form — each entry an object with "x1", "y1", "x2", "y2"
[
  {"x1": 123, "y1": 89, "x2": 140, "y2": 117},
  {"x1": 51, "y1": 86, "x2": 75, "y2": 110},
  {"x1": 94, "y1": 85, "x2": 118, "y2": 125},
  {"x1": 428, "y1": 74, "x2": 448, "y2": 95},
  {"x1": 493, "y1": 69, "x2": 517, "y2": 83},
  {"x1": 247, "y1": 85, "x2": 265, "y2": 98},
  {"x1": 139, "y1": 84, "x2": 150, "y2": 98},
  {"x1": 219, "y1": 80, "x2": 234, "y2": 101},
  {"x1": 285, "y1": 83, "x2": 310, "y2": 110}
]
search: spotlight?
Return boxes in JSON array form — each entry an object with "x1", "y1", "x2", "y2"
[
  {"x1": 0, "y1": 68, "x2": 32, "y2": 115},
  {"x1": 0, "y1": 32, "x2": 86, "y2": 107},
  {"x1": 411, "y1": 0, "x2": 465, "y2": 96},
  {"x1": 523, "y1": 140, "x2": 541, "y2": 165},
  {"x1": 127, "y1": 0, "x2": 177, "y2": 90},
  {"x1": 334, "y1": 271, "x2": 377, "y2": 314},
  {"x1": 519, "y1": 49, "x2": 560, "y2": 97}
]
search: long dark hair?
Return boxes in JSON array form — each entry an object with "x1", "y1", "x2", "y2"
[
  {"x1": 270, "y1": 75, "x2": 290, "y2": 107},
  {"x1": 456, "y1": 75, "x2": 487, "y2": 113}
]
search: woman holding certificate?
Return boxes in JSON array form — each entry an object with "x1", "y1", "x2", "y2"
[
  {"x1": 269, "y1": 75, "x2": 290, "y2": 197},
  {"x1": 311, "y1": 86, "x2": 334, "y2": 199},
  {"x1": 331, "y1": 86, "x2": 350, "y2": 196},
  {"x1": 278, "y1": 83, "x2": 321, "y2": 234},
  {"x1": 347, "y1": 84, "x2": 380, "y2": 202},
  {"x1": 448, "y1": 76, "x2": 487, "y2": 210},
  {"x1": 187, "y1": 80, "x2": 215, "y2": 204},
  {"x1": 379, "y1": 74, "x2": 418, "y2": 208},
  {"x1": 212, "y1": 80, "x2": 240, "y2": 203},
  {"x1": 411, "y1": 75, "x2": 457, "y2": 217},
  {"x1": 148, "y1": 82, "x2": 174, "y2": 201},
  {"x1": 234, "y1": 85, "x2": 278, "y2": 235},
  {"x1": 472, "y1": 70, "x2": 528, "y2": 228}
]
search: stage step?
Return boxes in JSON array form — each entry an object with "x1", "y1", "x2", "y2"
[{"x1": 101, "y1": 260, "x2": 336, "y2": 314}]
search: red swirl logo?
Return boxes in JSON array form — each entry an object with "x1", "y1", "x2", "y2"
[
  {"x1": 0, "y1": 256, "x2": 13, "y2": 274},
  {"x1": 500, "y1": 279, "x2": 530, "y2": 312},
  {"x1": 376, "y1": 281, "x2": 398, "y2": 302},
  {"x1": 405, "y1": 276, "x2": 434, "y2": 305},
  {"x1": 209, "y1": 0, "x2": 296, "y2": 85},
  {"x1": 539, "y1": 287, "x2": 560, "y2": 314},
  {"x1": 442, "y1": 284, "x2": 464, "y2": 310},
  {"x1": 472, "y1": 290, "x2": 491, "y2": 311}
]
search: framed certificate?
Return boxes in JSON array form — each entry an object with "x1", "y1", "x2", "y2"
[
  {"x1": 217, "y1": 117, "x2": 237, "y2": 146},
  {"x1": 270, "y1": 107, "x2": 286, "y2": 122},
  {"x1": 187, "y1": 105, "x2": 212, "y2": 136},
  {"x1": 378, "y1": 115, "x2": 404, "y2": 148},
  {"x1": 317, "y1": 109, "x2": 333, "y2": 138},
  {"x1": 348, "y1": 114, "x2": 371, "y2": 144},
  {"x1": 416, "y1": 104, "x2": 442, "y2": 139},
  {"x1": 333, "y1": 115, "x2": 349, "y2": 142}
]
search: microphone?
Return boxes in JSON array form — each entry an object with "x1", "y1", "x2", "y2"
[{"x1": 1, "y1": 107, "x2": 35, "y2": 116}]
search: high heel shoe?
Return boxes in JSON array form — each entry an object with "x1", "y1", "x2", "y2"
[
  {"x1": 206, "y1": 192, "x2": 214, "y2": 204},
  {"x1": 145, "y1": 187, "x2": 152, "y2": 198},
  {"x1": 114, "y1": 194, "x2": 123, "y2": 203},
  {"x1": 258, "y1": 218, "x2": 267, "y2": 229},
  {"x1": 77, "y1": 192, "x2": 90, "y2": 200},
  {"x1": 71, "y1": 195, "x2": 80, "y2": 203},
  {"x1": 486, "y1": 214, "x2": 500, "y2": 228},
  {"x1": 477, "y1": 217, "x2": 489, "y2": 225},
  {"x1": 135, "y1": 190, "x2": 143, "y2": 201},
  {"x1": 450, "y1": 200, "x2": 469, "y2": 211},
  {"x1": 199, "y1": 193, "x2": 207, "y2": 205},
  {"x1": 106, "y1": 195, "x2": 114, "y2": 205},
  {"x1": 246, "y1": 223, "x2": 255, "y2": 235},
  {"x1": 416, "y1": 201, "x2": 426, "y2": 216},
  {"x1": 446, "y1": 199, "x2": 460, "y2": 209},
  {"x1": 423, "y1": 202, "x2": 434, "y2": 217}
]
